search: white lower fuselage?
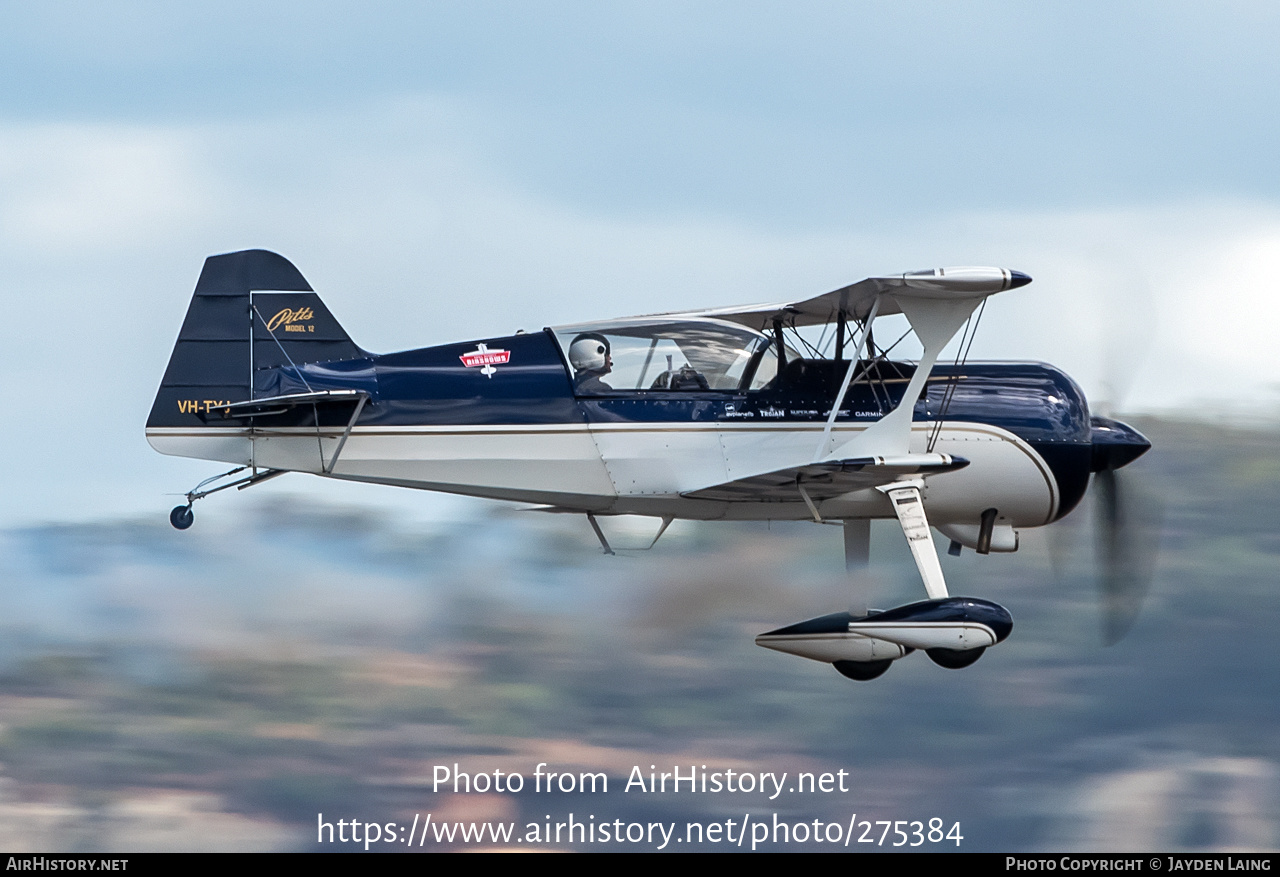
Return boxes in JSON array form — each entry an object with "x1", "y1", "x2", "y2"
[{"x1": 146, "y1": 419, "x2": 1060, "y2": 526}]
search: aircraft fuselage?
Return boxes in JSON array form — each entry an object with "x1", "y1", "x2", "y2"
[{"x1": 148, "y1": 326, "x2": 1100, "y2": 528}]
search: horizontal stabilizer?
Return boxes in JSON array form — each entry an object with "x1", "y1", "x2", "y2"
[
  {"x1": 681, "y1": 453, "x2": 968, "y2": 502},
  {"x1": 208, "y1": 389, "x2": 367, "y2": 420}
]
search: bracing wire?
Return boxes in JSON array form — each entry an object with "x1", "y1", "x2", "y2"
[{"x1": 926, "y1": 298, "x2": 987, "y2": 453}]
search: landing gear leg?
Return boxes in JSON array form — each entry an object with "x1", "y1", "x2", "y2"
[{"x1": 878, "y1": 479, "x2": 950, "y2": 599}]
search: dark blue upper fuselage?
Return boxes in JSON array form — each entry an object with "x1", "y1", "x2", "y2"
[{"x1": 248, "y1": 328, "x2": 1100, "y2": 519}]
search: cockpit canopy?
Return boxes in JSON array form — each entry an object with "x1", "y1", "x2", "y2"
[{"x1": 551, "y1": 318, "x2": 797, "y2": 396}]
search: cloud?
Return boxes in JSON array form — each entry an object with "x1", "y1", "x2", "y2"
[{"x1": 0, "y1": 123, "x2": 213, "y2": 251}]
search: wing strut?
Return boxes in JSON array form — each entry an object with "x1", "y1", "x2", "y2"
[
  {"x1": 827, "y1": 293, "x2": 986, "y2": 460},
  {"x1": 647, "y1": 515, "x2": 675, "y2": 549},
  {"x1": 585, "y1": 514, "x2": 675, "y2": 554},
  {"x1": 322, "y1": 393, "x2": 368, "y2": 474},
  {"x1": 815, "y1": 295, "x2": 882, "y2": 461},
  {"x1": 586, "y1": 513, "x2": 615, "y2": 556},
  {"x1": 797, "y1": 484, "x2": 823, "y2": 523}
]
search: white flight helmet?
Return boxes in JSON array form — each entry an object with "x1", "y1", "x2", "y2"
[{"x1": 568, "y1": 333, "x2": 610, "y2": 372}]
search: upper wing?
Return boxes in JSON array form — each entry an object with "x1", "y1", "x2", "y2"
[
  {"x1": 680, "y1": 453, "x2": 969, "y2": 502},
  {"x1": 638, "y1": 266, "x2": 1030, "y2": 331}
]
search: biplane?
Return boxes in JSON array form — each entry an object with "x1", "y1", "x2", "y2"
[{"x1": 147, "y1": 250, "x2": 1151, "y2": 680}]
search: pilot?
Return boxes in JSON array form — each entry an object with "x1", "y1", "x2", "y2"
[{"x1": 568, "y1": 332, "x2": 613, "y2": 393}]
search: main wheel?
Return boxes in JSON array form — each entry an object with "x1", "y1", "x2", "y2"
[
  {"x1": 170, "y1": 505, "x2": 194, "y2": 530},
  {"x1": 926, "y1": 646, "x2": 985, "y2": 669},
  {"x1": 833, "y1": 659, "x2": 892, "y2": 681}
]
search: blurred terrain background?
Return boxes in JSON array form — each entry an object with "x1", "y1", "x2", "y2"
[{"x1": 0, "y1": 416, "x2": 1276, "y2": 851}]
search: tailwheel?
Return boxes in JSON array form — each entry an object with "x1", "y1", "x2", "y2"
[
  {"x1": 169, "y1": 505, "x2": 194, "y2": 530},
  {"x1": 833, "y1": 659, "x2": 892, "y2": 681},
  {"x1": 166, "y1": 466, "x2": 288, "y2": 532},
  {"x1": 926, "y1": 646, "x2": 985, "y2": 669}
]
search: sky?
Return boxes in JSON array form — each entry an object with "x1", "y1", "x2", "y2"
[{"x1": 3, "y1": 1, "x2": 1280, "y2": 526}]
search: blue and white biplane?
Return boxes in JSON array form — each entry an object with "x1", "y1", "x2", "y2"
[{"x1": 147, "y1": 250, "x2": 1151, "y2": 680}]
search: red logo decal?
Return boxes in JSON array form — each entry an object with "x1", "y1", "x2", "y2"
[{"x1": 459, "y1": 343, "x2": 510, "y2": 377}]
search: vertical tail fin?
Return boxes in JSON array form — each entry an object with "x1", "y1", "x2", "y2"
[{"x1": 147, "y1": 250, "x2": 362, "y2": 428}]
